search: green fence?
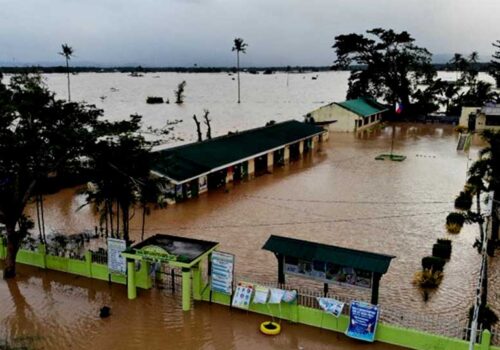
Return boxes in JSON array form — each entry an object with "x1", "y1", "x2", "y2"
[
  {"x1": 200, "y1": 283, "x2": 498, "y2": 350},
  {"x1": 0, "y1": 239, "x2": 152, "y2": 289}
]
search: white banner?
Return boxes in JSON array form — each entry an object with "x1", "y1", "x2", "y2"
[{"x1": 107, "y1": 238, "x2": 127, "y2": 275}]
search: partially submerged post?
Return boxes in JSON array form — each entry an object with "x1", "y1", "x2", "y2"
[{"x1": 262, "y1": 235, "x2": 394, "y2": 305}]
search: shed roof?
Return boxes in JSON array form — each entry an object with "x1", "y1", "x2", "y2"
[
  {"x1": 262, "y1": 235, "x2": 395, "y2": 274},
  {"x1": 130, "y1": 234, "x2": 218, "y2": 264},
  {"x1": 153, "y1": 120, "x2": 325, "y2": 183},
  {"x1": 481, "y1": 104, "x2": 500, "y2": 116},
  {"x1": 336, "y1": 98, "x2": 388, "y2": 117}
]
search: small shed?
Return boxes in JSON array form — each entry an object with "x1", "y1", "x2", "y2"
[
  {"x1": 262, "y1": 235, "x2": 395, "y2": 304},
  {"x1": 308, "y1": 97, "x2": 388, "y2": 132}
]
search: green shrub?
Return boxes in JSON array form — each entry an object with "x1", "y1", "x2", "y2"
[
  {"x1": 432, "y1": 243, "x2": 452, "y2": 259},
  {"x1": 446, "y1": 212, "x2": 465, "y2": 234},
  {"x1": 455, "y1": 191, "x2": 473, "y2": 211},
  {"x1": 437, "y1": 238, "x2": 452, "y2": 246},
  {"x1": 468, "y1": 305, "x2": 499, "y2": 330},
  {"x1": 422, "y1": 256, "x2": 446, "y2": 271},
  {"x1": 413, "y1": 269, "x2": 443, "y2": 289}
]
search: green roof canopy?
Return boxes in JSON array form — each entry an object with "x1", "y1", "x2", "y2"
[
  {"x1": 262, "y1": 235, "x2": 395, "y2": 274},
  {"x1": 336, "y1": 98, "x2": 388, "y2": 117},
  {"x1": 153, "y1": 120, "x2": 324, "y2": 183}
]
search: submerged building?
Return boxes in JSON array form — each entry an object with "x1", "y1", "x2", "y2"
[
  {"x1": 459, "y1": 104, "x2": 500, "y2": 131},
  {"x1": 307, "y1": 97, "x2": 388, "y2": 132},
  {"x1": 152, "y1": 120, "x2": 327, "y2": 203}
]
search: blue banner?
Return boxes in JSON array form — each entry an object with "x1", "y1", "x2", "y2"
[{"x1": 345, "y1": 301, "x2": 379, "y2": 342}]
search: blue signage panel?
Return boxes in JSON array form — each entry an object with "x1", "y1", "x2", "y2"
[{"x1": 346, "y1": 301, "x2": 380, "y2": 342}]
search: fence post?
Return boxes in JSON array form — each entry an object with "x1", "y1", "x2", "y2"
[
  {"x1": 0, "y1": 237, "x2": 5, "y2": 259},
  {"x1": 182, "y1": 268, "x2": 192, "y2": 311},
  {"x1": 85, "y1": 251, "x2": 92, "y2": 277},
  {"x1": 127, "y1": 260, "x2": 137, "y2": 300},
  {"x1": 37, "y1": 243, "x2": 47, "y2": 268},
  {"x1": 481, "y1": 330, "x2": 491, "y2": 350},
  {"x1": 192, "y1": 263, "x2": 202, "y2": 301}
]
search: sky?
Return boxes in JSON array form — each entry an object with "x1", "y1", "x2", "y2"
[{"x1": 1, "y1": 0, "x2": 499, "y2": 67}]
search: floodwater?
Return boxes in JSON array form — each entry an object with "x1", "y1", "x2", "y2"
[{"x1": 0, "y1": 71, "x2": 494, "y2": 348}]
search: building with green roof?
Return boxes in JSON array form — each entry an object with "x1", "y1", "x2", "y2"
[
  {"x1": 308, "y1": 97, "x2": 388, "y2": 132},
  {"x1": 152, "y1": 120, "x2": 328, "y2": 203}
]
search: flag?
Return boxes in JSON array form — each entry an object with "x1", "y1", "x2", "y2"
[{"x1": 395, "y1": 102, "x2": 403, "y2": 114}]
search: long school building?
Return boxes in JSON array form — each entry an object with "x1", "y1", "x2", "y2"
[{"x1": 152, "y1": 120, "x2": 328, "y2": 203}]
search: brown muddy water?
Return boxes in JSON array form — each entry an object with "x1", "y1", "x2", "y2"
[{"x1": 0, "y1": 123, "x2": 485, "y2": 349}]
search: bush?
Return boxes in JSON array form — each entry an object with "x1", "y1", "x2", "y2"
[
  {"x1": 146, "y1": 96, "x2": 164, "y2": 104},
  {"x1": 468, "y1": 305, "x2": 499, "y2": 330},
  {"x1": 455, "y1": 191, "x2": 473, "y2": 211},
  {"x1": 413, "y1": 269, "x2": 443, "y2": 289},
  {"x1": 437, "y1": 238, "x2": 452, "y2": 246},
  {"x1": 446, "y1": 212, "x2": 465, "y2": 234},
  {"x1": 422, "y1": 256, "x2": 446, "y2": 271},
  {"x1": 432, "y1": 243, "x2": 452, "y2": 259}
]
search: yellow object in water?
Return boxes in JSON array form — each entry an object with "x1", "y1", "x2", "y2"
[{"x1": 260, "y1": 321, "x2": 281, "y2": 336}]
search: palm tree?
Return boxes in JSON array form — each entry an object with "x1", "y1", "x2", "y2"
[
  {"x1": 59, "y1": 44, "x2": 74, "y2": 101},
  {"x1": 232, "y1": 38, "x2": 247, "y2": 103}
]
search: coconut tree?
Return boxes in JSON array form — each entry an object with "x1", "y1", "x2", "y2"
[
  {"x1": 490, "y1": 40, "x2": 500, "y2": 88},
  {"x1": 232, "y1": 38, "x2": 247, "y2": 103},
  {"x1": 59, "y1": 43, "x2": 74, "y2": 101}
]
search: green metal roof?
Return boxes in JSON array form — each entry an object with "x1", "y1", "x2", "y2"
[
  {"x1": 262, "y1": 235, "x2": 395, "y2": 274},
  {"x1": 153, "y1": 120, "x2": 324, "y2": 183},
  {"x1": 336, "y1": 98, "x2": 388, "y2": 117}
]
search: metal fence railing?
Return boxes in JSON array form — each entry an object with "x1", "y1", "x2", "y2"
[
  {"x1": 91, "y1": 250, "x2": 108, "y2": 265},
  {"x1": 235, "y1": 277, "x2": 471, "y2": 339}
]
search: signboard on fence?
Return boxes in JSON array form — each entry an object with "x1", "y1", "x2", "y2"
[
  {"x1": 317, "y1": 297, "x2": 345, "y2": 317},
  {"x1": 211, "y1": 251, "x2": 235, "y2": 295},
  {"x1": 284, "y1": 256, "x2": 373, "y2": 289},
  {"x1": 345, "y1": 301, "x2": 380, "y2": 342},
  {"x1": 108, "y1": 238, "x2": 127, "y2": 275}
]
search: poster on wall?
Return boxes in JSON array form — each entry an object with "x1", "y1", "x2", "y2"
[
  {"x1": 317, "y1": 297, "x2": 345, "y2": 317},
  {"x1": 231, "y1": 283, "x2": 253, "y2": 309},
  {"x1": 107, "y1": 238, "x2": 127, "y2": 275},
  {"x1": 345, "y1": 301, "x2": 380, "y2": 342},
  {"x1": 211, "y1": 251, "x2": 235, "y2": 295},
  {"x1": 284, "y1": 256, "x2": 372, "y2": 289}
]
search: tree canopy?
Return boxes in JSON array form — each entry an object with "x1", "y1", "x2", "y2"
[
  {"x1": 0, "y1": 73, "x2": 102, "y2": 277},
  {"x1": 332, "y1": 28, "x2": 436, "y2": 115}
]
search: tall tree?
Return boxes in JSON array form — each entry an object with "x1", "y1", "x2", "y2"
[
  {"x1": 59, "y1": 43, "x2": 74, "y2": 101},
  {"x1": 0, "y1": 73, "x2": 102, "y2": 278},
  {"x1": 82, "y1": 115, "x2": 152, "y2": 243},
  {"x1": 332, "y1": 28, "x2": 435, "y2": 116},
  {"x1": 490, "y1": 40, "x2": 500, "y2": 88},
  {"x1": 232, "y1": 38, "x2": 247, "y2": 104}
]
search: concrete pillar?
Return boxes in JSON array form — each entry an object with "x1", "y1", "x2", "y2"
[
  {"x1": 127, "y1": 261, "x2": 137, "y2": 300},
  {"x1": 310, "y1": 137, "x2": 315, "y2": 150},
  {"x1": 85, "y1": 251, "x2": 92, "y2": 277},
  {"x1": 481, "y1": 330, "x2": 491, "y2": 350},
  {"x1": 192, "y1": 263, "x2": 202, "y2": 301},
  {"x1": 247, "y1": 159, "x2": 255, "y2": 179},
  {"x1": 198, "y1": 176, "x2": 208, "y2": 194},
  {"x1": 226, "y1": 167, "x2": 234, "y2": 183},
  {"x1": 267, "y1": 152, "x2": 274, "y2": 172},
  {"x1": 38, "y1": 243, "x2": 47, "y2": 268},
  {"x1": 0, "y1": 237, "x2": 5, "y2": 259},
  {"x1": 284, "y1": 146, "x2": 290, "y2": 164},
  {"x1": 299, "y1": 141, "x2": 304, "y2": 155},
  {"x1": 182, "y1": 267, "x2": 192, "y2": 311}
]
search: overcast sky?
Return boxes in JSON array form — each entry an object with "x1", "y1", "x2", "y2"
[{"x1": 1, "y1": 0, "x2": 499, "y2": 67}]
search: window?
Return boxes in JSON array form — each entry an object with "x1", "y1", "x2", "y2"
[{"x1": 485, "y1": 115, "x2": 500, "y2": 126}]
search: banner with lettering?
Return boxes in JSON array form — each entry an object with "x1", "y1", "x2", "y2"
[{"x1": 345, "y1": 301, "x2": 379, "y2": 342}]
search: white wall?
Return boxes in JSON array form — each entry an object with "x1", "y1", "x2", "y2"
[{"x1": 310, "y1": 104, "x2": 381, "y2": 132}]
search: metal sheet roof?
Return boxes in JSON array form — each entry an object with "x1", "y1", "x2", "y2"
[
  {"x1": 336, "y1": 98, "x2": 388, "y2": 117},
  {"x1": 153, "y1": 120, "x2": 325, "y2": 183},
  {"x1": 262, "y1": 235, "x2": 395, "y2": 274}
]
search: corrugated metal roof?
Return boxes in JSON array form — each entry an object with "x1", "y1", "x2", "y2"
[
  {"x1": 481, "y1": 104, "x2": 500, "y2": 116},
  {"x1": 153, "y1": 120, "x2": 324, "y2": 182},
  {"x1": 336, "y1": 98, "x2": 388, "y2": 117},
  {"x1": 262, "y1": 235, "x2": 395, "y2": 274}
]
